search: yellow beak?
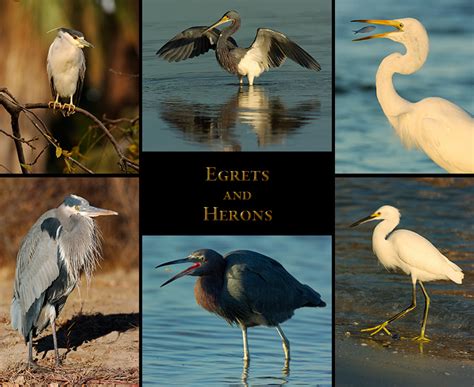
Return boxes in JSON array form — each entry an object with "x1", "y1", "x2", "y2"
[
  {"x1": 204, "y1": 16, "x2": 230, "y2": 34},
  {"x1": 351, "y1": 19, "x2": 404, "y2": 41}
]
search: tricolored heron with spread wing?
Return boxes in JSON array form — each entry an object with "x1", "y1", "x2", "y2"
[
  {"x1": 351, "y1": 18, "x2": 474, "y2": 173},
  {"x1": 157, "y1": 10, "x2": 321, "y2": 85},
  {"x1": 11, "y1": 194, "x2": 117, "y2": 367}
]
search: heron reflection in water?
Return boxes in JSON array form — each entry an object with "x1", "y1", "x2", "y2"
[
  {"x1": 157, "y1": 10, "x2": 321, "y2": 85},
  {"x1": 158, "y1": 86, "x2": 321, "y2": 151}
]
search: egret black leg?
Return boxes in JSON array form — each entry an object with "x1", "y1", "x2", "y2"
[
  {"x1": 412, "y1": 281, "x2": 431, "y2": 342},
  {"x1": 362, "y1": 281, "x2": 417, "y2": 336}
]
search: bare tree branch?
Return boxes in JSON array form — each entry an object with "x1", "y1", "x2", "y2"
[{"x1": 0, "y1": 88, "x2": 139, "y2": 173}]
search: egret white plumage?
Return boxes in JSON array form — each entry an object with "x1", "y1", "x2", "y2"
[
  {"x1": 47, "y1": 28, "x2": 93, "y2": 116},
  {"x1": 352, "y1": 18, "x2": 474, "y2": 173},
  {"x1": 351, "y1": 205, "x2": 464, "y2": 342},
  {"x1": 157, "y1": 10, "x2": 321, "y2": 86}
]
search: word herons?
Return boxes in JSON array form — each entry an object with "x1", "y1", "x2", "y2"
[
  {"x1": 157, "y1": 10, "x2": 321, "y2": 85},
  {"x1": 11, "y1": 194, "x2": 117, "y2": 367},
  {"x1": 47, "y1": 28, "x2": 93, "y2": 116}
]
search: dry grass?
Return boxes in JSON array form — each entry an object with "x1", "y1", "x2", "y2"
[
  {"x1": 0, "y1": 178, "x2": 138, "y2": 276},
  {"x1": 1, "y1": 363, "x2": 139, "y2": 385}
]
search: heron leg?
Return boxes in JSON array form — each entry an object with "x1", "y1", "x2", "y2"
[
  {"x1": 362, "y1": 281, "x2": 417, "y2": 336},
  {"x1": 276, "y1": 324, "x2": 290, "y2": 360},
  {"x1": 62, "y1": 96, "x2": 76, "y2": 116},
  {"x1": 241, "y1": 326, "x2": 250, "y2": 363},
  {"x1": 412, "y1": 281, "x2": 431, "y2": 343},
  {"x1": 27, "y1": 330, "x2": 38, "y2": 368},
  {"x1": 247, "y1": 75, "x2": 255, "y2": 86},
  {"x1": 51, "y1": 319, "x2": 62, "y2": 366},
  {"x1": 48, "y1": 94, "x2": 63, "y2": 110}
]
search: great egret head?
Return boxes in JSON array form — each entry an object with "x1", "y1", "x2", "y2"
[
  {"x1": 350, "y1": 205, "x2": 401, "y2": 227},
  {"x1": 351, "y1": 18, "x2": 427, "y2": 46}
]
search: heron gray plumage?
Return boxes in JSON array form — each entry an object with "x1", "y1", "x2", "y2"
[
  {"x1": 156, "y1": 249, "x2": 326, "y2": 362},
  {"x1": 10, "y1": 194, "x2": 117, "y2": 367},
  {"x1": 47, "y1": 28, "x2": 93, "y2": 116},
  {"x1": 156, "y1": 10, "x2": 321, "y2": 85}
]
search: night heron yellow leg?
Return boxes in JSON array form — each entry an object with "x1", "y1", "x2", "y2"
[
  {"x1": 276, "y1": 324, "x2": 290, "y2": 360},
  {"x1": 48, "y1": 94, "x2": 63, "y2": 110},
  {"x1": 62, "y1": 95, "x2": 76, "y2": 116},
  {"x1": 412, "y1": 281, "x2": 431, "y2": 342},
  {"x1": 362, "y1": 282, "x2": 417, "y2": 336}
]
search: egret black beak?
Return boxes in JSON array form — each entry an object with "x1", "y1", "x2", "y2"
[
  {"x1": 351, "y1": 19, "x2": 404, "y2": 41},
  {"x1": 79, "y1": 205, "x2": 118, "y2": 217},
  {"x1": 156, "y1": 257, "x2": 201, "y2": 287},
  {"x1": 204, "y1": 15, "x2": 231, "y2": 34},
  {"x1": 350, "y1": 213, "x2": 379, "y2": 227}
]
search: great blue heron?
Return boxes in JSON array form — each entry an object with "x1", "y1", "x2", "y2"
[
  {"x1": 11, "y1": 194, "x2": 117, "y2": 367},
  {"x1": 351, "y1": 18, "x2": 474, "y2": 173},
  {"x1": 47, "y1": 28, "x2": 93, "y2": 116},
  {"x1": 351, "y1": 205, "x2": 463, "y2": 341},
  {"x1": 157, "y1": 10, "x2": 321, "y2": 85},
  {"x1": 156, "y1": 249, "x2": 326, "y2": 362}
]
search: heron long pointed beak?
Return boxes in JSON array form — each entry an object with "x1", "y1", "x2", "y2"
[
  {"x1": 156, "y1": 257, "x2": 202, "y2": 287},
  {"x1": 203, "y1": 15, "x2": 231, "y2": 34},
  {"x1": 79, "y1": 205, "x2": 118, "y2": 217},
  {"x1": 79, "y1": 38, "x2": 94, "y2": 48},
  {"x1": 350, "y1": 212, "x2": 380, "y2": 227},
  {"x1": 351, "y1": 19, "x2": 403, "y2": 41}
]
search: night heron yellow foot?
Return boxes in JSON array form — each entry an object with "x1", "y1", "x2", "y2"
[
  {"x1": 61, "y1": 103, "x2": 77, "y2": 116},
  {"x1": 361, "y1": 321, "x2": 392, "y2": 336},
  {"x1": 48, "y1": 95, "x2": 63, "y2": 110}
]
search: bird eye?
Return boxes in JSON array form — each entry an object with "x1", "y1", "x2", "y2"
[
  {"x1": 377, "y1": 212, "x2": 381, "y2": 215},
  {"x1": 73, "y1": 36, "x2": 78, "y2": 40},
  {"x1": 399, "y1": 23, "x2": 404, "y2": 28}
]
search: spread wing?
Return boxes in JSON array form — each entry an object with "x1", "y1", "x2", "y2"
[
  {"x1": 244, "y1": 28, "x2": 321, "y2": 71},
  {"x1": 156, "y1": 26, "x2": 238, "y2": 62}
]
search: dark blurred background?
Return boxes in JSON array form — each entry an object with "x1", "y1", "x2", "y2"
[
  {"x1": 0, "y1": 177, "x2": 138, "y2": 279},
  {"x1": 0, "y1": 0, "x2": 139, "y2": 173}
]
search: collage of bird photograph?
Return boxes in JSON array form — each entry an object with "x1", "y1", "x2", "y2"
[{"x1": 0, "y1": 0, "x2": 472, "y2": 385}]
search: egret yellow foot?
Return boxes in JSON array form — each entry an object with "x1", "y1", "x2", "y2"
[
  {"x1": 412, "y1": 335, "x2": 430, "y2": 343},
  {"x1": 361, "y1": 321, "x2": 392, "y2": 336}
]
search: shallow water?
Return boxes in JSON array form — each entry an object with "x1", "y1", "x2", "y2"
[
  {"x1": 336, "y1": 178, "x2": 474, "y2": 359},
  {"x1": 143, "y1": 236, "x2": 332, "y2": 386},
  {"x1": 143, "y1": 0, "x2": 332, "y2": 151},
  {"x1": 335, "y1": 0, "x2": 474, "y2": 172}
]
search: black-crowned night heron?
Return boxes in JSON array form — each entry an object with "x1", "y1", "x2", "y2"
[{"x1": 47, "y1": 28, "x2": 93, "y2": 116}]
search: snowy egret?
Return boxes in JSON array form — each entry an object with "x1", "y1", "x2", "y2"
[
  {"x1": 157, "y1": 10, "x2": 321, "y2": 86},
  {"x1": 351, "y1": 18, "x2": 474, "y2": 173},
  {"x1": 350, "y1": 205, "x2": 464, "y2": 342}
]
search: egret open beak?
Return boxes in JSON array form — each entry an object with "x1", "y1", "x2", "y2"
[
  {"x1": 204, "y1": 15, "x2": 231, "y2": 34},
  {"x1": 350, "y1": 212, "x2": 380, "y2": 227},
  {"x1": 156, "y1": 257, "x2": 202, "y2": 287},
  {"x1": 79, "y1": 205, "x2": 118, "y2": 217},
  {"x1": 351, "y1": 19, "x2": 404, "y2": 41}
]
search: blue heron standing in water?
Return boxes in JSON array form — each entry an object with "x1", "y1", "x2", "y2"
[
  {"x1": 11, "y1": 194, "x2": 117, "y2": 367},
  {"x1": 156, "y1": 249, "x2": 326, "y2": 362},
  {"x1": 157, "y1": 10, "x2": 321, "y2": 85}
]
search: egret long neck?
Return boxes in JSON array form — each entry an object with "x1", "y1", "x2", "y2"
[
  {"x1": 372, "y1": 218, "x2": 399, "y2": 270},
  {"x1": 376, "y1": 37, "x2": 428, "y2": 120}
]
